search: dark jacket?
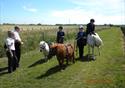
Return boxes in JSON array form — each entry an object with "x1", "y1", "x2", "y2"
[
  {"x1": 86, "y1": 23, "x2": 95, "y2": 35},
  {"x1": 57, "y1": 31, "x2": 65, "y2": 43},
  {"x1": 76, "y1": 32, "x2": 87, "y2": 46}
]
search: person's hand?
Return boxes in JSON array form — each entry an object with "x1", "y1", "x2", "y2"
[
  {"x1": 6, "y1": 49, "x2": 9, "y2": 52},
  {"x1": 21, "y1": 42, "x2": 24, "y2": 45}
]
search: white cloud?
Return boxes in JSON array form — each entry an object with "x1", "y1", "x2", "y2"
[
  {"x1": 10, "y1": 0, "x2": 124, "y2": 24},
  {"x1": 70, "y1": 0, "x2": 123, "y2": 8},
  {"x1": 23, "y1": 6, "x2": 37, "y2": 12},
  {"x1": 48, "y1": 0, "x2": 124, "y2": 24},
  {"x1": 69, "y1": 0, "x2": 124, "y2": 14},
  {"x1": 51, "y1": 8, "x2": 124, "y2": 24}
]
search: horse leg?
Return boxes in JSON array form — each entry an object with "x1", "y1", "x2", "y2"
[
  {"x1": 92, "y1": 46, "x2": 94, "y2": 55},
  {"x1": 98, "y1": 47, "x2": 100, "y2": 56},
  {"x1": 92, "y1": 47, "x2": 95, "y2": 60},
  {"x1": 66, "y1": 57, "x2": 69, "y2": 65},
  {"x1": 61, "y1": 58, "x2": 65, "y2": 70},
  {"x1": 87, "y1": 45, "x2": 91, "y2": 59},
  {"x1": 57, "y1": 56, "x2": 64, "y2": 70},
  {"x1": 57, "y1": 57, "x2": 62, "y2": 68},
  {"x1": 44, "y1": 55, "x2": 48, "y2": 62},
  {"x1": 88, "y1": 45, "x2": 90, "y2": 55}
]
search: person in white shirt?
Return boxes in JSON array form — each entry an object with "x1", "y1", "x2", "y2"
[
  {"x1": 13, "y1": 26, "x2": 23, "y2": 67},
  {"x1": 5, "y1": 31, "x2": 17, "y2": 73}
]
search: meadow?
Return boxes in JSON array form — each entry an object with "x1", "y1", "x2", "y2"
[
  {"x1": 0, "y1": 25, "x2": 125, "y2": 88},
  {"x1": 0, "y1": 25, "x2": 108, "y2": 57},
  {"x1": 0, "y1": 25, "x2": 77, "y2": 57}
]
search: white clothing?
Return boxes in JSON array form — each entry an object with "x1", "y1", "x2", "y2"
[
  {"x1": 13, "y1": 31, "x2": 21, "y2": 41},
  {"x1": 6, "y1": 37, "x2": 15, "y2": 50}
]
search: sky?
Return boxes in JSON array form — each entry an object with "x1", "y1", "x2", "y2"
[{"x1": 0, "y1": 0, "x2": 125, "y2": 25}]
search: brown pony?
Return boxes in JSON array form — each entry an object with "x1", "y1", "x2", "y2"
[{"x1": 50, "y1": 43, "x2": 75, "y2": 69}]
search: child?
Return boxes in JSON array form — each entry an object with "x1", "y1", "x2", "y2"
[
  {"x1": 76, "y1": 26, "x2": 87, "y2": 59},
  {"x1": 5, "y1": 31, "x2": 17, "y2": 73},
  {"x1": 56, "y1": 26, "x2": 65, "y2": 43}
]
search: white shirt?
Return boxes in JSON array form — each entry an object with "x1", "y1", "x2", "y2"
[
  {"x1": 6, "y1": 37, "x2": 15, "y2": 50},
  {"x1": 13, "y1": 30, "x2": 21, "y2": 41}
]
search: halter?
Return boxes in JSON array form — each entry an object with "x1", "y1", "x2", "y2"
[{"x1": 41, "y1": 45, "x2": 45, "y2": 49}]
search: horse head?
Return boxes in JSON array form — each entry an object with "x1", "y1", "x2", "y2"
[{"x1": 39, "y1": 41, "x2": 47, "y2": 52}]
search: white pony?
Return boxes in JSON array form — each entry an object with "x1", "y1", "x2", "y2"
[
  {"x1": 39, "y1": 41, "x2": 50, "y2": 61},
  {"x1": 87, "y1": 33, "x2": 103, "y2": 59}
]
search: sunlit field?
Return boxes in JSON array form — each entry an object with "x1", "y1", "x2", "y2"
[{"x1": 0, "y1": 25, "x2": 125, "y2": 88}]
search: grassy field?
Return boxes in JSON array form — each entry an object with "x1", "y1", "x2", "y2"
[
  {"x1": 0, "y1": 25, "x2": 78, "y2": 57},
  {"x1": 0, "y1": 25, "x2": 109, "y2": 31},
  {"x1": 0, "y1": 25, "x2": 109, "y2": 58},
  {"x1": 0, "y1": 27, "x2": 125, "y2": 88}
]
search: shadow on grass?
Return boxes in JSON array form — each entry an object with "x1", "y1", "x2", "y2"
[
  {"x1": 36, "y1": 65, "x2": 67, "y2": 79},
  {"x1": 28, "y1": 59, "x2": 46, "y2": 68},
  {"x1": 0, "y1": 67, "x2": 8, "y2": 72},
  {"x1": 0, "y1": 72, "x2": 9, "y2": 76},
  {"x1": 35, "y1": 55, "x2": 94, "y2": 79},
  {"x1": 0, "y1": 67, "x2": 8, "y2": 76},
  {"x1": 75, "y1": 54, "x2": 95, "y2": 62}
]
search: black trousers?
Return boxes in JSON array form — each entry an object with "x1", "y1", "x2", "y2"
[
  {"x1": 78, "y1": 45, "x2": 84, "y2": 58},
  {"x1": 15, "y1": 41, "x2": 21, "y2": 66},
  {"x1": 57, "y1": 37, "x2": 64, "y2": 43},
  {"x1": 6, "y1": 50, "x2": 17, "y2": 73}
]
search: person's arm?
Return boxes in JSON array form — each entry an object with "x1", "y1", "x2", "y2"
[
  {"x1": 7, "y1": 45, "x2": 13, "y2": 57},
  {"x1": 86, "y1": 24, "x2": 90, "y2": 34},
  {"x1": 83, "y1": 32, "x2": 87, "y2": 39},
  {"x1": 63, "y1": 32, "x2": 65, "y2": 36},
  {"x1": 61, "y1": 32, "x2": 65, "y2": 38},
  {"x1": 76, "y1": 32, "x2": 81, "y2": 40},
  {"x1": 6, "y1": 40, "x2": 13, "y2": 57},
  {"x1": 93, "y1": 24, "x2": 95, "y2": 32},
  {"x1": 91, "y1": 24, "x2": 95, "y2": 34},
  {"x1": 56, "y1": 32, "x2": 59, "y2": 42},
  {"x1": 14, "y1": 31, "x2": 23, "y2": 44},
  {"x1": 57, "y1": 32, "x2": 60, "y2": 38},
  {"x1": 93, "y1": 24, "x2": 95, "y2": 31}
]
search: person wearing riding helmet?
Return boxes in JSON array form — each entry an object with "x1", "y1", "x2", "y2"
[
  {"x1": 56, "y1": 26, "x2": 65, "y2": 43},
  {"x1": 86, "y1": 19, "x2": 95, "y2": 35},
  {"x1": 76, "y1": 25, "x2": 87, "y2": 59}
]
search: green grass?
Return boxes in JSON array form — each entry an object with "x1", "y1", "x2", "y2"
[
  {"x1": 0, "y1": 27, "x2": 125, "y2": 88},
  {"x1": 0, "y1": 25, "x2": 110, "y2": 58},
  {"x1": 0, "y1": 25, "x2": 78, "y2": 58}
]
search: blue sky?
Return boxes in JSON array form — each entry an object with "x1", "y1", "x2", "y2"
[{"x1": 0, "y1": 0, "x2": 125, "y2": 24}]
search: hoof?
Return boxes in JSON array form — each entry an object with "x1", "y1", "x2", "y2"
[
  {"x1": 60, "y1": 69, "x2": 64, "y2": 72},
  {"x1": 87, "y1": 54, "x2": 96, "y2": 60},
  {"x1": 92, "y1": 56, "x2": 96, "y2": 60}
]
